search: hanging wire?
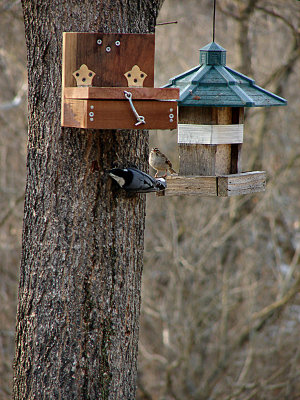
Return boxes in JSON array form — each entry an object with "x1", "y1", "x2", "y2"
[{"x1": 212, "y1": 0, "x2": 216, "y2": 42}]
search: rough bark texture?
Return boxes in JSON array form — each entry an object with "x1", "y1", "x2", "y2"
[{"x1": 14, "y1": 1, "x2": 164, "y2": 399}]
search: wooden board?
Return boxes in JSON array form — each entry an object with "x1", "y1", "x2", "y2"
[
  {"x1": 215, "y1": 144, "x2": 232, "y2": 175},
  {"x1": 179, "y1": 106, "x2": 233, "y2": 125},
  {"x1": 62, "y1": 99, "x2": 177, "y2": 130},
  {"x1": 159, "y1": 175, "x2": 218, "y2": 196},
  {"x1": 178, "y1": 124, "x2": 244, "y2": 144},
  {"x1": 157, "y1": 171, "x2": 266, "y2": 197},
  {"x1": 62, "y1": 32, "x2": 155, "y2": 88},
  {"x1": 63, "y1": 99, "x2": 88, "y2": 128},
  {"x1": 64, "y1": 87, "x2": 179, "y2": 100},
  {"x1": 218, "y1": 171, "x2": 266, "y2": 196},
  {"x1": 179, "y1": 144, "x2": 232, "y2": 175}
]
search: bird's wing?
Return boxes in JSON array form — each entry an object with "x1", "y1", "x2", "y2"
[{"x1": 128, "y1": 168, "x2": 159, "y2": 193}]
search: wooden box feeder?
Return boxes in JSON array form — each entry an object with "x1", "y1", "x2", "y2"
[
  {"x1": 61, "y1": 32, "x2": 179, "y2": 130},
  {"x1": 162, "y1": 41, "x2": 287, "y2": 196}
]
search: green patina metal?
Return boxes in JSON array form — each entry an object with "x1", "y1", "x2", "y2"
[{"x1": 164, "y1": 42, "x2": 287, "y2": 107}]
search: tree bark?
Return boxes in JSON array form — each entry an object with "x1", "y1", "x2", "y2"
[{"x1": 14, "y1": 1, "x2": 164, "y2": 399}]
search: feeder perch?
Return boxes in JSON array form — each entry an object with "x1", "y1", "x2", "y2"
[
  {"x1": 61, "y1": 32, "x2": 179, "y2": 130},
  {"x1": 162, "y1": 41, "x2": 287, "y2": 197}
]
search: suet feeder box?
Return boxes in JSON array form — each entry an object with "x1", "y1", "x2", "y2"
[
  {"x1": 61, "y1": 33, "x2": 179, "y2": 130},
  {"x1": 162, "y1": 42, "x2": 287, "y2": 196}
]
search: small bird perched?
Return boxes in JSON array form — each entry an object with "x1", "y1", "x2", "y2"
[
  {"x1": 149, "y1": 147, "x2": 176, "y2": 178},
  {"x1": 109, "y1": 167, "x2": 166, "y2": 193}
]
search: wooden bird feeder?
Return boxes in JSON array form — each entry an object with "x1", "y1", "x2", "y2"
[
  {"x1": 162, "y1": 41, "x2": 287, "y2": 197},
  {"x1": 61, "y1": 32, "x2": 179, "y2": 130}
]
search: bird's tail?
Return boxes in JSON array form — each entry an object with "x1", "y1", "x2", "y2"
[{"x1": 166, "y1": 159, "x2": 176, "y2": 174}]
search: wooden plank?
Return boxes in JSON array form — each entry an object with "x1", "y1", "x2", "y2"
[
  {"x1": 62, "y1": 99, "x2": 87, "y2": 128},
  {"x1": 179, "y1": 106, "x2": 243, "y2": 125},
  {"x1": 180, "y1": 106, "x2": 232, "y2": 124},
  {"x1": 158, "y1": 171, "x2": 266, "y2": 197},
  {"x1": 63, "y1": 32, "x2": 155, "y2": 88},
  {"x1": 62, "y1": 32, "x2": 78, "y2": 88},
  {"x1": 217, "y1": 171, "x2": 266, "y2": 196},
  {"x1": 178, "y1": 124, "x2": 244, "y2": 144},
  {"x1": 179, "y1": 106, "x2": 216, "y2": 124},
  {"x1": 162, "y1": 175, "x2": 218, "y2": 196},
  {"x1": 178, "y1": 143, "x2": 232, "y2": 175},
  {"x1": 215, "y1": 144, "x2": 231, "y2": 175},
  {"x1": 62, "y1": 33, "x2": 78, "y2": 125},
  {"x1": 213, "y1": 107, "x2": 232, "y2": 124},
  {"x1": 62, "y1": 99, "x2": 177, "y2": 129},
  {"x1": 179, "y1": 144, "x2": 216, "y2": 175},
  {"x1": 63, "y1": 87, "x2": 179, "y2": 100}
]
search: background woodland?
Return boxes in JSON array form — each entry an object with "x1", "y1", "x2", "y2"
[{"x1": 1, "y1": 0, "x2": 300, "y2": 399}]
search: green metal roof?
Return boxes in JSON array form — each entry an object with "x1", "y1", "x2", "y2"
[{"x1": 164, "y1": 42, "x2": 287, "y2": 107}]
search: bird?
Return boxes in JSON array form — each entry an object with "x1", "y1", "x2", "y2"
[
  {"x1": 149, "y1": 147, "x2": 176, "y2": 178},
  {"x1": 109, "y1": 167, "x2": 166, "y2": 193}
]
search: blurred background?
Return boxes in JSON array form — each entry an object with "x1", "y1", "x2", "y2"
[{"x1": 1, "y1": 1, "x2": 300, "y2": 399}]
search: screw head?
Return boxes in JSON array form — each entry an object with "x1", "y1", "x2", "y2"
[
  {"x1": 106, "y1": 46, "x2": 111, "y2": 52},
  {"x1": 115, "y1": 40, "x2": 120, "y2": 46},
  {"x1": 97, "y1": 39, "x2": 102, "y2": 45}
]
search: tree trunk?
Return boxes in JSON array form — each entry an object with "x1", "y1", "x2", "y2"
[{"x1": 14, "y1": 1, "x2": 164, "y2": 399}]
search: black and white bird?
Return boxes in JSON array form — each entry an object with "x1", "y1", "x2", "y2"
[{"x1": 109, "y1": 167, "x2": 166, "y2": 193}]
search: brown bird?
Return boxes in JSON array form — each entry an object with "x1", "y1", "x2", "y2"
[{"x1": 149, "y1": 147, "x2": 176, "y2": 178}]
